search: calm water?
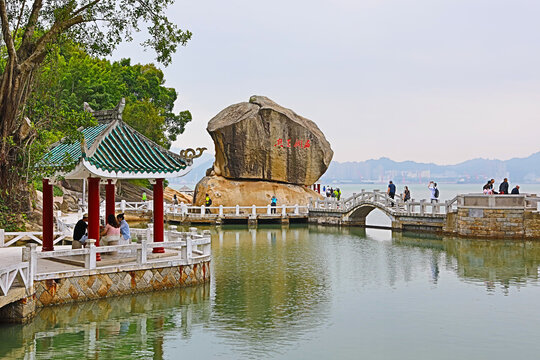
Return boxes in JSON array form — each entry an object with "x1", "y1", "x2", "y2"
[{"x1": 2, "y1": 225, "x2": 540, "y2": 359}]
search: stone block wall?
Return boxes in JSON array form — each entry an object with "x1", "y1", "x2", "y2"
[
  {"x1": 524, "y1": 211, "x2": 540, "y2": 239},
  {"x1": 34, "y1": 262, "x2": 210, "y2": 308},
  {"x1": 455, "y1": 208, "x2": 525, "y2": 239},
  {"x1": 0, "y1": 293, "x2": 37, "y2": 323}
]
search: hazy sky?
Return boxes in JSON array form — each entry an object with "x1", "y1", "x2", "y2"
[{"x1": 112, "y1": 0, "x2": 540, "y2": 164}]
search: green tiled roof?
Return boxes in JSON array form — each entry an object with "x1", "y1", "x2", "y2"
[{"x1": 41, "y1": 120, "x2": 189, "y2": 175}]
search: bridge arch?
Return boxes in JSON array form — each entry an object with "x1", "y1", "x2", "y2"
[{"x1": 344, "y1": 202, "x2": 396, "y2": 227}]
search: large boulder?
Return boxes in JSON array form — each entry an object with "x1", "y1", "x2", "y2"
[
  {"x1": 208, "y1": 95, "x2": 333, "y2": 186},
  {"x1": 193, "y1": 175, "x2": 320, "y2": 207}
]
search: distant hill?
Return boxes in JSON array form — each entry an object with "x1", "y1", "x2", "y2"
[
  {"x1": 169, "y1": 151, "x2": 540, "y2": 186},
  {"x1": 319, "y1": 152, "x2": 540, "y2": 184}
]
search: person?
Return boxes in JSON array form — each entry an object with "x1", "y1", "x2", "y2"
[
  {"x1": 428, "y1": 181, "x2": 439, "y2": 203},
  {"x1": 337, "y1": 188, "x2": 342, "y2": 200},
  {"x1": 270, "y1": 195, "x2": 277, "y2": 214},
  {"x1": 73, "y1": 213, "x2": 88, "y2": 246},
  {"x1": 322, "y1": 186, "x2": 326, "y2": 193},
  {"x1": 100, "y1": 214, "x2": 121, "y2": 245},
  {"x1": 387, "y1": 181, "x2": 396, "y2": 206},
  {"x1": 402, "y1": 186, "x2": 411, "y2": 202},
  {"x1": 499, "y1": 178, "x2": 509, "y2": 194},
  {"x1": 117, "y1": 213, "x2": 131, "y2": 244},
  {"x1": 172, "y1": 194, "x2": 179, "y2": 205},
  {"x1": 205, "y1": 193, "x2": 212, "y2": 214},
  {"x1": 331, "y1": 188, "x2": 336, "y2": 198},
  {"x1": 142, "y1": 191, "x2": 147, "y2": 202},
  {"x1": 511, "y1": 185, "x2": 520, "y2": 194}
]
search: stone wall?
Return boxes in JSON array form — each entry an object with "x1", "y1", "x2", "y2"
[
  {"x1": 34, "y1": 262, "x2": 210, "y2": 308},
  {"x1": 454, "y1": 208, "x2": 525, "y2": 239}
]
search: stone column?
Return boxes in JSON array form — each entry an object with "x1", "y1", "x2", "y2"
[
  {"x1": 153, "y1": 179, "x2": 165, "y2": 253},
  {"x1": 105, "y1": 179, "x2": 115, "y2": 218},
  {"x1": 42, "y1": 178, "x2": 54, "y2": 251},
  {"x1": 88, "y1": 177, "x2": 101, "y2": 261}
]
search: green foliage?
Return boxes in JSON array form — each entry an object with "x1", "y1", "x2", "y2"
[
  {"x1": 32, "y1": 180, "x2": 64, "y2": 197},
  {"x1": 0, "y1": 198, "x2": 26, "y2": 232},
  {"x1": 28, "y1": 43, "x2": 191, "y2": 149}
]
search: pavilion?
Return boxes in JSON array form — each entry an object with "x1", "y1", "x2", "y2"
[{"x1": 38, "y1": 99, "x2": 204, "y2": 258}]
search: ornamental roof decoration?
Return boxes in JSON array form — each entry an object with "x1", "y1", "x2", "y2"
[{"x1": 39, "y1": 99, "x2": 206, "y2": 179}]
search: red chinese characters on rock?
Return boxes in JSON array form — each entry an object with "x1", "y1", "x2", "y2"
[{"x1": 274, "y1": 139, "x2": 311, "y2": 148}]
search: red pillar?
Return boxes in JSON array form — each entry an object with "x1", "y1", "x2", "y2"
[
  {"x1": 317, "y1": 183, "x2": 321, "y2": 194},
  {"x1": 88, "y1": 177, "x2": 101, "y2": 261},
  {"x1": 105, "y1": 179, "x2": 115, "y2": 218},
  {"x1": 42, "y1": 179, "x2": 54, "y2": 251},
  {"x1": 153, "y1": 178, "x2": 165, "y2": 253}
]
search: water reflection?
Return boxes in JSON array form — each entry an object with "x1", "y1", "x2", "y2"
[
  {"x1": 3, "y1": 225, "x2": 540, "y2": 359},
  {"x1": 0, "y1": 285, "x2": 210, "y2": 360}
]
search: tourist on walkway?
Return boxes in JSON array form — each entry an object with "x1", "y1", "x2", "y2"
[
  {"x1": 337, "y1": 188, "x2": 342, "y2": 200},
  {"x1": 142, "y1": 191, "x2": 147, "y2": 202},
  {"x1": 117, "y1": 213, "x2": 131, "y2": 244},
  {"x1": 499, "y1": 178, "x2": 509, "y2": 194},
  {"x1": 270, "y1": 195, "x2": 277, "y2": 214},
  {"x1": 73, "y1": 213, "x2": 88, "y2": 246},
  {"x1": 403, "y1": 186, "x2": 411, "y2": 202},
  {"x1": 101, "y1": 214, "x2": 121, "y2": 245},
  {"x1": 387, "y1": 181, "x2": 396, "y2": 206},
  {"x1": 428, "y1": 181, "x2": 439, "y2": 203},
  {"x1": 173, "y1": 194, "x2": 178, "y2": 205},
  {"x1": 205, "y1": 193, "x2": 212, "y2": 214},
  {"x1": 511, "y1": 185, "x2": 520, "y2": 194}
]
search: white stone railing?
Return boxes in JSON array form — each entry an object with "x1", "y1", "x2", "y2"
[
  {"x1": 27, "y1": 228, "x2": 211, "y2": 271},
  {"x1": 115, "y1": 201, "x2": 309, "y2": 217},
  {"x1": 0, "y1": 260, "x2": 32, "y2": 296},
  {"x1": 311, "y1": 189, "x2": 452, "y2": 216},
  {"x1": 0, "y1": 230, "x2": 68, "y2": 248}
]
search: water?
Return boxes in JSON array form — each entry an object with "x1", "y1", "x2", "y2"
[{"x1": 2, "y1": 225, "x2": 540, "y2": 359}]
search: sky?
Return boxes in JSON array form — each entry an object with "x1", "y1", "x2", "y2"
[{"x1": 111, "y1": 0, "x2": 540, "y2": 165}]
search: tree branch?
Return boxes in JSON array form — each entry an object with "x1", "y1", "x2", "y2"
[
  {"x1": 21, "y1": 15, "x2": 88, "y2": 68},
  {"x1": 19, "y1": 0, "x2": 43, "y2": 57},
  {"x1": 13, "y1": 0, "x2": 27, "y2": 36},
  {"x1": 0, "y1": 0, "x2": 18, "y2": 62},
  {"x1": 72, "y1": 0, "x2": 102, "y2": 18}
]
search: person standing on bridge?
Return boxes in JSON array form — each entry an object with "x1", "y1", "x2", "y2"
[
  {"x1": 428, "y1": 181, "x2": 439, "y2": 203},
  {"x1": 499, "y1": 178, "x2": 509, "y2": 194},
  {"x1": 402, "y1": 186, "x2": 411, "y2": 202},
  {"x1": 387, "y1": 181, "x2": 396, "y2": 206},
  {"x1": 270, "y1": 195, "x2": 277, "y2": 214},
  {"x1": 205, "y1": 193, "x2": 212, "y2": 214},
  {"x1": 511, "y1": 185, "x2": 520, "y2": 194}
]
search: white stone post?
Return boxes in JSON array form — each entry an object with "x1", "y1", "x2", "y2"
[
  {"x1": 0, "y1": 229, "x2": 4, "y2": 247},
  {"x1": 219, "y1": 205, "x2": 224, "y2": 217},
  {"x1": 85, "y1": 239, "x2": 96, "y2": 269},
  {"x1": 22, "y1": 243, "x2": 37, "y2": 289},
  {"x1": 420, "y1": 200, "x2": 426, "y2": 216},
  {"x1": 267, "y1": 205, "x2": 271, "y2": 215},
  {"x1": 294, "y1": 204, "x2": 299, "y2": 215},
  {"x1": 200, "y1": 205, "x2": 205, "y2": 215},
  {"x1": 180, "y1": 233, "x2": 188, "y2": 260},
  {"x1": 252, "y1": 205, "x2": 257, "y2": 216},
  {"x1": 202, "y1": 230, "x2": 212, "y2": 257},
  {"x1": 121, "y1": 200, "x2": 126, "y2": 212},
  {"x1": 146, "y1": 224, "x2": 153, "y2": 243},
  {"x1": 236, "y1": 205, "x2": 240, "y2": 216},
  {"x1": 186, "y1": 235, "x2": 193, "y2": 264},
  {"x1": 282, "y1": 204, "x2": 287, "y2": 216},
  {"x1": 137, "y1": 239, "x2": 148, "y2": 264}
]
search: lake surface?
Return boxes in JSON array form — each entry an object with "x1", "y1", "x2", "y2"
[{"x1": 2, "y1": 225, "x2": 540, "y2": 359}]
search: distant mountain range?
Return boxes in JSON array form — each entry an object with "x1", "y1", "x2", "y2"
[
  {"x1": 168, "y1": 151, "x2": 540, "y2": 187},
  {"x1": 319, "y1": 152, "x2": 540, "y2": 184}
]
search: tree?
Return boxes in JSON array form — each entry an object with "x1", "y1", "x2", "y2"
[{"x1": 0, "y1": 0, "x2": 191, "y2": 208}]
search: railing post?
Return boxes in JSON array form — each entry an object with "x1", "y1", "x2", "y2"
[
  {"x1": 202, "y1": 230, "x2": 212, "y2": 257},
  {"x1": 137, "y1": 239, "x2": 148, "y2": 265},
  {"x1": 407, "y1": 202, "x2": 411, "y2": 215},
  {"x1": 121, "y1": 199, "x2": 126, "y2": 212},
  {"x1": 267, "y1": 204, "x2": 271, "y2": 215},
  {"x1": 236, "y1": 205, "x2": 240, "y2": 216},
  {"x1": 0, "y1": 229, "x2": 4, "y2": 247},
  {"x1": 22, "y1": 243, "x2": 37, "y2": 289},
  {"x1": 420, "y1": 200, "x2": 426, "y2": 216},
  {"x1": 85, "y1": 239, "x2": 96, "y2": 269},
  {"x1": 294, "y1": 204, "x2": 299, "y2": 215},
  {"x1": 281, "y1": 204, "x2": 287, "y2": 216},
  {"x1": 201, "y1": 205, "x2": 205, "y2": 216},
  {"x1": 219, "y1": 205, "x2": 224, "y2": 217},
  {"x1": 180, "y1": 233, "x2": 188, "y2": 260},
  {"x1": 252, "y1": 205, "x2": 257, "y2": 216},
  {"x1": 146, "y1": 224, "x2": 153, "y2": 243},
  {"x1": 186, "y1": 235, "x2": 193, "y2": 264}
]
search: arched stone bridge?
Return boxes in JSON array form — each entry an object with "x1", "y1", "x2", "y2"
[{"x1": 309, "y1": 190, "x2": 455, "y2": 232}]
